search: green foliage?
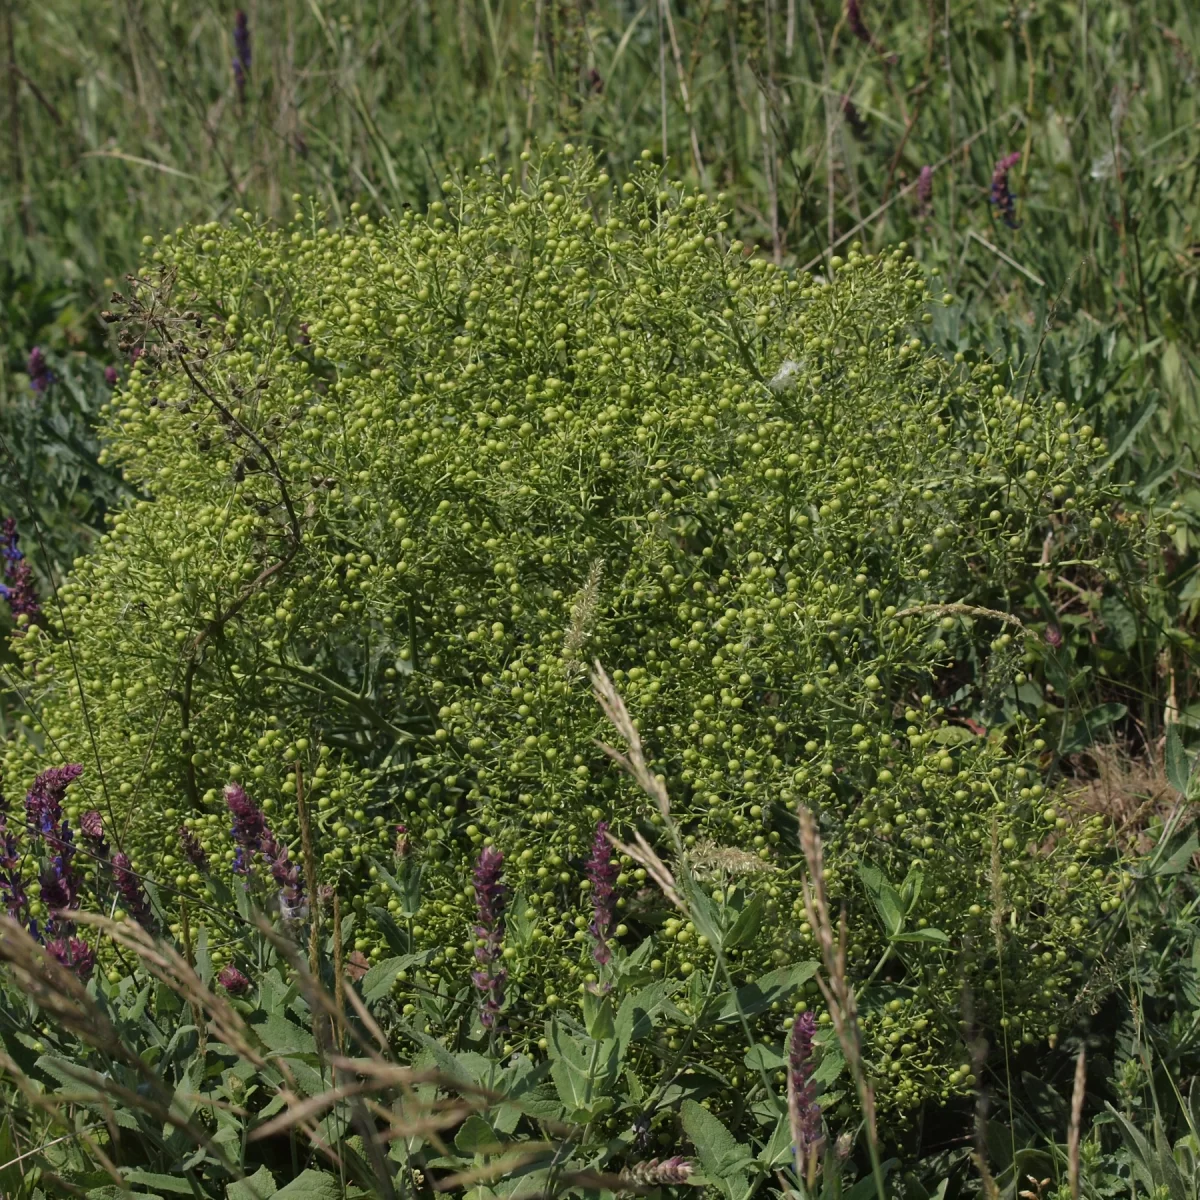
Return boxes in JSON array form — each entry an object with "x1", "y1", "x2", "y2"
[{"x1": 4, "y1": 152, "x2": 1133, "y2": 1111}]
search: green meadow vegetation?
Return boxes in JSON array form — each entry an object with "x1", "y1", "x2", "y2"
[{"x1": 1, "y1": 2, "x2": 1199, "y2": 1199}]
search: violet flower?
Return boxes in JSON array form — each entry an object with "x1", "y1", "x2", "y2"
[
  {"x1": 47, "y1": 936, "x2": 95, "y2": 981},
  {"x1": 79, "y1": 810, "x2": 109, "y2": 860},
  {"x1": 218, "y1": 964, "x2": 253, "y2": 995},
  {"x1": 846, "y1": 0, "x2": 872, "y2": 43},
  {"x1": 260, "y1": 826, "x2": 306, "y2": 920},
  {"x1": 177, "y1": 825, "x2": 209, "y2": 872},
  {"x1": 27, "y1": 348, "x2": 53, "y2": 394},
  {"x1": 471, "y1": 846, "x2": 506, "y2": 1029},
  {"x1": 232, "y1": 11, "x2": 251, "y2": 102},
  {"x1": 225, "y1": 781, "x2": 266, "y2": 874},
  {"x1": 103, "y1": 365, "x2": 119, "y2": 386},
  {"x1": 0, "y1": 814, "x2": 28, "y2": 921},
  {"x1": 25, "y1": 765, "x2": 84, "y2": 839},
  {"x1": 917, "y1": 164, "x2": 934, "y2": 212},
  {"x1": 111, "y1": 852, "x2": 156, "y2": 930},
  {"x1": 1, "y1": 518, "x2": 40, "y2": 626},
  {"x1": 991, "y1": 151, "x2": 1021, "y2": 228},
  {"x1": 787, "y1": 1011, "x2": 824, "y2": 1167},
  {"x1": 623, "y1": 1158, "x2": 694, "y2": 1188},
  {"x1": 39, "y1": 820, "x2": 82, "y2": 934},
  {"x1": 841, "y1": 96, "x2": 869, "y2": 141},
  {"x1": 586, "y1": 821, "x2": 619, "y2": 967}
]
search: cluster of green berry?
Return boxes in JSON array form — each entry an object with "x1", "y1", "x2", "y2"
[{"x1": 3, "y1": 147, "x2": 1124, "y2": 1109}]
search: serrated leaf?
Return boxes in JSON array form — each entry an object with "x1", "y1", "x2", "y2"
[
  {"x1": 1062, "y1": 702, "x2": 1127, "y2": 753},
  {"x1": 858, "y1": 865, "x2": 905, "y2": 938},
  {"x1": 723, "y1": 892, "x2": 765, "y2": 950},
  {"x1": 361, "y1": 951, "x2": 432, "y2": 1004},
  {"x1": 712, "y1": 962, "x2": 818, "y2": 1024},
  {"x1": 1165, "y1": 724, "x2": 1189, "y2": 795},
  {"x1": 680, "y1": 1099, "x2": 749, "y2": 1199},
  {"x1": 227, "y1": 1165, "x2": 278, "y2": 1200},
  {"x1": 1149, "y1": 832, "x2": 1199, "y2": 878},
  {"x1": 743, "y1": 1043, "x2": 786, "y2": 1072},
  {"x1": 892, "y1": 927, "x2": 951, "y2": 944},
  {"x1": 455, "y1": 1114, "x2": 500, "y2": 1156},
  {"x1": 122, "y1": 1171, "x2": 193, "y2": 1195},
  {"x1": 273, "y1": 1170, "x2": 341, "y2": 1200}
]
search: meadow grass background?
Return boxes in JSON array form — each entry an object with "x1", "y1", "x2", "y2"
[{"x1": 2, "y1": 0, "x2": 1200, "y2": 1195}]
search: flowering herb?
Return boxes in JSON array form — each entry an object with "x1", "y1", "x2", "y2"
[
  {"x1": 787, "y1": 1011, "x2": 824, "y2": 1170},
  {"x1": 1, "y1": 518, "x2": 40, "y2": 627},
  {"x1": 218, "y1": 964, "x2": 253, "y2": 995},
  {"x1": 26, "y1": 347, "x2": 53, "y2": 394},
  {"x1": 47, "y1": 936, "x2": 95, "y2": 981},
  {"x1": 585, "y1": 821, "x2": 619, "y2": 967},
  {"x1": 991, "y1": 151, "x2": 1021, "y2": 227},
  {"x1": 232, "y1": 11, "x2": 251, "y2": 102},
  {"x1": 225, "y1": 782, "x2": 266, "y2": 875},
  {"x1": 25, "y1": 765, "x2": 84, "y2": 839},
  {"x1": 917, "y1": 164, "x2": 934, "y2": 212},
  {"x1": 111, "y1": 853, "x2": 155, "y2": 930},
  {"x1": 79, "y1": 810, "x2": 109, "y2": 860},
  {"x1": 471, "y1": 846, "x2": 506, "y2": 1029},
  {"x1": 0, "y1": 812, "x2": 28, "y2": 922},
  {"x1": 622, "y1": 1158, "x2": 693, "y2": 1188},
  {"x1": 260, "y1": 826, "x2": 306, "y2": 920},
  {"x1": 841, "y1": 95, "x2": 869, "y2": 141},
  {"x1": 177, "y1": 825, "x2": 209, "y2": 872}
]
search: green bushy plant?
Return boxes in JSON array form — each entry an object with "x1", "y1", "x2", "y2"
[{"x1": 4, "y1": 149, "x2": 1128, "y2": 1113}]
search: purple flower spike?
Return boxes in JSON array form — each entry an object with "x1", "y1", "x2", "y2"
[
  {"x1": 1, "y1": 520, "x2": 41, "y2": 628},
  {"x1": 0, "y1": 812, "x2": 28, "y2": 922},
  {"x1": 625, "y1": 1158, "x2": 694, "y2": 1188},
  {"x1": 232, "y1": 11, "x2": 251, "y2": 101},
  {"x1": 586, "y1": 822, "x2": 619, "y2": 968},
  {"x1": 472, "y1": 846, "x2": 506, "y2": 1029},
  {"x1": 225, "y1": 782, "x2": 266, "y2": 873},
  {"x1": 111, "y1": 853, "x2": 155, "y2": 930},
  {"x1": 260, "y1": 826, "x2": 306, "y2": 920},
  {"x1": 218, "y1": 964, "x2": 253, "y2": 995},
  {"x1": 917, "y1": 164, "x2": 934, "y2": 212},
  {"x1": 79, "y1": 810, "x2": 109, "y2": 860},
  {"x1": 47, "y1": 936, "x2": 95, "y2": 981},
  {"x1": 177, "y1": 825, "x2": 209, "y2": 873},
  {"x1": 27, "y1": 348, "x2": 53, "y2": 394},
  {"x1": 991, "y1": 152, "x2": 1021, "y2": 228},
  {"x1": 25, "y1": 765, "x2": 84, "y2": 839},
  {"x1": 787, "y1": 1011, "x2": 824, "y2": 1167}
]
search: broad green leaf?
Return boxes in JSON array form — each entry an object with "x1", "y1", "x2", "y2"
[
  {"x1": 123, "y1": 1171, "x2": 193, "y2": 1195},
  {"x1": 361, "y1": 951, "x2": 432, "y2": 1004},
  {"x1": 812, "y1": 1045, "x2": 845, "y2": 1086},
  {"x1": 274, "y1": 1170, "x2": 341, "y2": 1200},
  {"x1": 455, "y1": 1114, "x2": 500, "y2": 1156},
  {"x1": 1165, "y1": 723, "x2": 1189, "y2": 795},
  {"x1": 680, "y1": 1099, "x2": 750, "y2": 1199},
  {"x1": 227, "y1": 1166, "x2": 278, "y2": 1200},
  {"x1": 743, "y1": 1043, "x2": 786, "y2": 1072},
  {"x1": 257, "y1": 1014, "x2": 316, "y2": 1056},
  {"x1": 723, "y1": 892, "x2": 765, "y2": 950},
  {"x1": 1062, "y1": 702, "x2": 1127, "y2": 753},
  {"x1": 1148, "y1": 832, "x2": 1199, "y2": 878},
  {"x1": 759, "y1": 1114, "x2": 794, "y2": 1169},
  {"x1": 858, "y1": 865, "x2": 905, "y2": 938},
  {"x1": 581, "y1": 990, "x2": 615, "y2": 1041},
  {"x1": 712, "y1": 962, "x2": 818, "y2": 1024},
  {"x1": 615, "y1": 981, "x2": 676, "y2": 1051},
  {"x1": 1100, "y1": 591, "x2": 1139, "y2": 651},
  {"x1": 892, "y1": 927, "x2": 951, "y2": 944},
  {"x1": 931, "y1": 725, "x2": 977, "y2": 746}
]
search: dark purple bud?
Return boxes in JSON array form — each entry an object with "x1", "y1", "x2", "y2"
[
  {"x1": 218, "y1": 964, "x2": 253, "y2": 995},
  {"x1": 79, "y1": 810, "x2": 109, "y2": 860},
  {"x1": 841, "y1": 95, "x2": 869, "y2": 141},
  {"x1": 991, "y1": 152, "x2": 1021, "y2": 228},
  {"x1": 260, "y1": 826, "x2": 306, "y2": 920},
  {"x1": 232, "y1": 11, "x2": 251, "y2": 101},
  {"x1": 586, "y1": 821, "x2": 619, "y2": 967},
  {"x1": 1044, "y1": 623, "x2": 1063, "y2": 648},
  {"x1": 104, "y1": 365, "x2": 119, "y2": 386},
  {"x1": 111, "y1": 852, "x2": 155, "y2": 930},
  {"x1": 225, "y1": 782, "x2": 266, "y2": 872},
  {"x1": 394, "y1": 823, "x2": 409, "y2": 858},
  {"x1": 27, "y1": 347, "x2": 53, "y2": 394},
  {"x1": 917, "y1": 164, "x2": 934, "y2": 211},
  {"x1": 624, "y1": 1158, "x2": 694, "y2": 1188},
  {"x1": 472, "y1": 846, "x2": 506, "y2": 1028},
  {"x1": 787, "y1": 1011, "x2": 824, "y2": 1163},
  {"x1": 47, "y1": 936, "x2": 95, "y2": 981},
  {"x1": 177, "y1": 825, "x2": 209, "y2": 872},
  {"x1": 25, "y1": 765, "x2": 84, "y2": 838}
]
